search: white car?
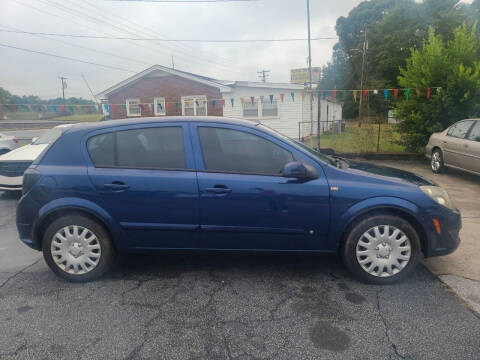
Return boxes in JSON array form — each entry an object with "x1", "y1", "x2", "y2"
[
  {"x1": 0, "y1": 124, "x2": 72, "y2": 191},
  {"x1": 0, "y1": 132, "x2": 20, "y2": 155}
]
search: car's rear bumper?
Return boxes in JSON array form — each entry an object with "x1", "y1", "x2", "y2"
[
  {"x1": 0, "y1": 175, "x2": 22, "y2": 191},
  {"x1": 16, "y1": 194, "x2": 42, "y2": 251},
  {"x1": 423, "y1": 207, "x2": 461, "y2": 258}
]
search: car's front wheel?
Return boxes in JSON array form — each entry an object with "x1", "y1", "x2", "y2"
[
  {"x1": 341, "y1": 215, "x2": 421, "y2": 284},
  {"x1": 42, "y1": 215, "x2": 115, "y2": 282}
]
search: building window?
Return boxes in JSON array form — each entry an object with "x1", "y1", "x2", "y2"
[
  {"x1": 243, "y1": 100, "x2": 258, "y2": 118},
  {"x1": 126, "y1": 98, "x2": 141, "y2": 117},
  {"x1": 182, "y1": 96, "x2": 207, "y2": 116},
  {"x1": 262, "y1": 99, "x2": 278, "y2": 117},
  {"x1": 154, "y1": 97, "x2": 166, "y2": 116}
]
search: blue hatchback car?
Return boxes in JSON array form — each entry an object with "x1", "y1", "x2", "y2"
[{"x1": 16, "y1": 117, "x2": 461, "y2": 283}]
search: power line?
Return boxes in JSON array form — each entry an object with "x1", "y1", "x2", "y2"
[
  {"x1": 0, "y1": 29, "x2": 337, "y2": 42},
  {"x1": 38, "y1": 0, "x2": 240, "y2": 73},
  {"x1": 106, "y1": 0, "x2": 258, "y2": 2},
  {"x1": 0, "y1": 42, "x2": 137, "y2": 73},
  {"x1": 0, "y1": 25, "x2": 151, "y2": 66}
]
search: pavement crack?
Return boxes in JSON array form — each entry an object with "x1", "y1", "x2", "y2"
[
  {"x1": 0, "y1": 259, "x2": 41, "y2": 292},
  {"x1": 376, "y1": 290, "x2": 405, "y2": 360}
]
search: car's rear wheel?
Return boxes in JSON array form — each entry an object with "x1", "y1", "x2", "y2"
[
  {"x1": 431, "y1": 149, "x2": 444, "y2": 173},
  {"x1": 341, "y1": 215, "x2": 421, "y2": 284},
  {"x1": 42, "y1": 215, "x2": 115, "y2": 282}
]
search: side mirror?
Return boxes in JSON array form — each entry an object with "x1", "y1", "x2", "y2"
[
  {"x1": 31, "y1": 137, "x2": 38, "y2": 144},
  {"x1": 282, "y1": 161, "x2": 317, "y2": 179}
]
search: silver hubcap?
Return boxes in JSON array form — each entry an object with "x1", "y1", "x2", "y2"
[
  {"x1": 431, "y1": 152, "x2": 441, "y2": 171},
  {"x1": 50, "y1": 225, "x2": 101, "y2": 275},
  {"x1": 356, "y1": 225, "x2": 411, "y2": 277}
]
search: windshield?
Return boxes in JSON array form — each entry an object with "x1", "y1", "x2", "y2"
[
  {"x1": 258, "y1": 124, "x2": 335, "y2": 166},
  {"x1": 33, "y1": 127, "x2": 65, "y2": 145}
]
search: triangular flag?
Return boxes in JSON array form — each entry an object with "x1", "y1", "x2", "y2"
[
  {"x1": 405, "y1": 88, "x2": 410, "y2": 100},
  {"x1": 416, "y1": 89, "x2": 421, "y2": 97},
  {"x1": 301, "y1": 92, "x2": 305, "y2": 100},
  {"x1": 373, "y1": 89, "x2": 379, "y2": 95},
  {"x1": 353, "y1": 90, "x2": 358, "y2": 102},
  {"x1": 437, "y1": 87, "x2": 442, "y2": 94},
  {"x1": 393, "y1": 89, "x2": 399, "y2": 99},
  {"x1": 240, "y1": 97, "x2": 245, "y2": 105},
  {"x1": 212, "y1": 99, "x2": 216, "y2": 108},
  {"x1": 175, "y1": 102, "x2": 179, "y2": 108},
  {"x1": 384, "y1": 89, "x2": 389, "y2": 100},
  {"x1": 250, "y1": 96, "x2": 255, "y2": 105},
  {"x1": 331, "y1": 90, "x2": 337, "y2": 99},
  {"x1": 269, "y1": 94, "x2": 274, "y2": 104},
  {"x1": 52, "y1": 105, "x2": 57, "y2": 113},
  {"x1": 290, "y1": 92, "x2": 295, "y2": 101},
  {"x1": 363, "y1": 90, "x2": 368, "y2": 97},
  {"x1": 222, "y1": 99, "x2": 225, "y2": 107},
  {"x1": 427, "y1": 88, "x2": 431, "y2": 99},
  {"x1": 280, "y1": 93, "x2": 285, "y2": 103},
  {"x1": 230, "y1": 98, "x2": 234, "y2": 107}
]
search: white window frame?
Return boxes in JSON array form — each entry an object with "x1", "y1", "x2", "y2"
[
  {"x1": 126, "y1": 98, "x2": 141, "y2": 117},
  {"x1": 181, "y1": 95, "x2": 207, "y2": 116},
  {"x1": 242, "y1": 99, "x2": 259, "y2": 118},
  {"x1": 154, "y1": 97, "x2": 166, "y2": 116},
  {"x1": 261, "y1": 98, "x2": 278, "y2": 118}
]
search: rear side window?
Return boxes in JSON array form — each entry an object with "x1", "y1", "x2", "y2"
[
  {"x1": 87, "y1": 127, "x2": 186, "y2": 170},
  {"x1": 447, "y1": 121, "x2": 474, "y2": 138},
  {"x1": 466, "y1": 121, "x2": 480, "y2": 142},
  {"x1": 198, "y1": 127, "x2": 294, "y2": 176}
]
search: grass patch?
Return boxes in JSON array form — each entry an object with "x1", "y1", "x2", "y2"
[
  {"x1": 55, "y1": 114, "x2": 102, "y2": 122},
  {"x1": 308, "y1": 122, "x2": 406, "y2": 153}
]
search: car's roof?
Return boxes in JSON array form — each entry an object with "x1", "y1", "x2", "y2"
[{"x1": 68, "y1": 116, "x2": 260, "y2": 133}]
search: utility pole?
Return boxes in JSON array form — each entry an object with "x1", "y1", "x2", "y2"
[
  {"x1": 306, "y1": 0, "x2": 314, "y2": 147},
  {"x1": 59, "y1": 76, "x2": 67, "y2": 106},
  {"x1": 257, "y1": 69, "x2": 270, "y2": 83},
  {"x1": 358, "y1": 28, "x2": 367, "y2": 126}
]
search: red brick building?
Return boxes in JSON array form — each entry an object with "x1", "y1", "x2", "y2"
[{"x1": 97, "y1": 65, "x2": 232, "y2": 119}]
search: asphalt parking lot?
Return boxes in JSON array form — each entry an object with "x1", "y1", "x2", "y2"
[{"x1": 1, "y1": 174, "x2": 480, "y2": 360}]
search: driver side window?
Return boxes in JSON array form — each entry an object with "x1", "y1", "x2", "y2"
[{"x1": 198, "y1": 127, "x2": 294, "y2": 176}]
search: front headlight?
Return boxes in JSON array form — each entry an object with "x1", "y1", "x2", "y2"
[{"x1": 420, "y1": 186, "x2": 455, "y2": 210}]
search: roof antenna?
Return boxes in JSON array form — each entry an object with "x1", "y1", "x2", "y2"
[{"x1": 171, "y1": 55, "x2": 175, "y2": 70}]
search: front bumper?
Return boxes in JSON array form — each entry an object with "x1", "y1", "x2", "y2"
[
  {"x1": 423, "y1": 207, "x2": 461, "y2": 258},
  {"x1": 0, "y1": 175, "x2": 22, "y2": 191}
]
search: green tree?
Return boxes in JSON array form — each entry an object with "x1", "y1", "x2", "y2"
[{"x1": 395, "y1": 24, "x2": 480, "y2": 151}]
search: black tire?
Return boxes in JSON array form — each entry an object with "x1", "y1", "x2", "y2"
[
  {"x1": 42, "y1": 215, "x2": 115, "y2": 282},
  {"x1": 341, "y1": 215, "x2": 421, "y2": 285},
  {"x1": 431, "y1": 148, "x2": 444, "y2": 174}
]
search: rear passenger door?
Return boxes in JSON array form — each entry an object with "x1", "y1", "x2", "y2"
[
  {"x1": 465, "y1": 121, "x2": 480, "y2": 174},
  {"x1": 443, "y1": 120, "x2": 474, "y2": 167},
  {"x1": 85, "y1": 123, "x2": 199, "y2": 250}
]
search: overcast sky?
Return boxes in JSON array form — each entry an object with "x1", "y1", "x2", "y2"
[{"x1": 0, "y1": 0, "x2": 473, "y2": 100}]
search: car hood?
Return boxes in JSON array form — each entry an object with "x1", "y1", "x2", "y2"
[
  {"x1": 347, "y1": 161, "x2": 435, "y2": 186},
  {"x1": 0, "y1": 143, "x2": 48, "y2": 161}
]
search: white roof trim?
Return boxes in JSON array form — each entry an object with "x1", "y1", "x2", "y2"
[
  {"x1": 226, "y1": 81, "x2": 305, "y2": 91},
  {"x1": 96, "y1": 65, "x2": 232, "y2": 98}
]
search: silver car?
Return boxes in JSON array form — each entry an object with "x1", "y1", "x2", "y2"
[
  {"x1": 0, "y1": 132, "x2": 20, "y2": 155},
  {"x1": 426, "y1": 119, "x2": 480, "y2": 175}
]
